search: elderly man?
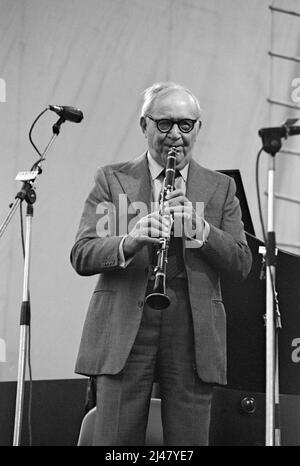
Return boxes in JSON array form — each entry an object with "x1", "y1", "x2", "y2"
[{"x1": 71, "y1": 82, "x2": 252, "y2": 446}]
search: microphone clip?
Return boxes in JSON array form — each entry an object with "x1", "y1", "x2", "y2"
[
  {"x1": 52, "y1": 116, "x2": 66, "y2": 135},
  {"x1": 258, "y1": 118, "x2": 299, "y2": 156}
]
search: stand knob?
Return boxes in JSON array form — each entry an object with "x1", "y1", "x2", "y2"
[{"x1": 241, "y1": 396, "x2": 256, "y2": 414}]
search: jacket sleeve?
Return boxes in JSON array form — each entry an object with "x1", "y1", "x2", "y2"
[
  {"x1": 200, "y1": 176, "x2": 252, "y2": 280},
  {"x1": 70, "y1": 167, "x2": 123, "y2": 276}
]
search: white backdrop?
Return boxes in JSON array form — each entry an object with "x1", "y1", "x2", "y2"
[{"x1": 0, "y1": 0, "x2": 299, "y2": 381}]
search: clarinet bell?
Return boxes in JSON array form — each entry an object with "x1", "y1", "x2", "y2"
[
  {"x1": 145, "y1": 272, "x2": 170, "y2": 309},
  {"x1": 146, "y1": 291, "x2": 170, "y2": 310}
]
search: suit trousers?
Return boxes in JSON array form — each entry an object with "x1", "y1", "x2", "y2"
[{"x1": 92, "y1": 278, "x2": 213, "y2": 446}]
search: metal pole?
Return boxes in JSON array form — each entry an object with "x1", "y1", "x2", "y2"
[
  {"x1": 13, "y1": 206, "x2": 33, "y2": 445},
  {"x1": 265, "y1": 158, "x2": 275, "y2": 445}
]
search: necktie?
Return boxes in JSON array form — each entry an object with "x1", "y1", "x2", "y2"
[{"x1": 167, "y1": 236, "x2": 184, "y2": 281}]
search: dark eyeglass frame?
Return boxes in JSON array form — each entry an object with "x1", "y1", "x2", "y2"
[{"x1": 145, "y1": 114, "x2": 201, "y2": 133}]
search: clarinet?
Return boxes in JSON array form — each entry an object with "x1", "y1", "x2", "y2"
[{"x1": 145, "y1": 146, "x2": 177, "y2": 309}]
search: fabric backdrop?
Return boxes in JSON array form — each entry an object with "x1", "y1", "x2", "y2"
[{"x1": 0, "y1": 0, "x2": 299, "y2": 381}]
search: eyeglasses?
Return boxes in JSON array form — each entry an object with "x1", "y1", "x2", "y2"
[{"x1": 146, "y1": 114, "x2": 200, "y2": 133}]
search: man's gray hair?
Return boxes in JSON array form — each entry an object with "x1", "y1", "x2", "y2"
[{"x1": 141, "y1": 82, "x2": 202, "y2": 119}]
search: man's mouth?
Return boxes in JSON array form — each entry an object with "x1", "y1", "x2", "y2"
[{"x1": 166, "y1": 144, "x2": 183, "y2": 151}]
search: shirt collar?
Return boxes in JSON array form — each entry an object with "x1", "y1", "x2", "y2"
[{"x1": 147, "y1": 151, "x2": 189, "y2": 182}]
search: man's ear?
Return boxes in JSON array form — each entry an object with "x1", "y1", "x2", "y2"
[
  {"x1": 196, "y1": 120, "x2": 202, "y2": 136},
  {"x1": 140, "y1": 116, "x2": 147, "y2": 136}
]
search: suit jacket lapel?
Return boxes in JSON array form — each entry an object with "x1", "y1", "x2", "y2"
[
  {"x1": 186, "y1": 159, "x2": 218, "y2": 216},
  {"x1": 114, "y1": 153, "x2": 152, "y2": 210},
  {"x1": 113, "y1": 153, "x2": 152, "y2": 263}
]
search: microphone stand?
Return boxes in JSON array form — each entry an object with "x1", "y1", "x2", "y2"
[
  {"x1": 0, "y1": 116, "x2": 66, "y2": 446},
  {"x1": 258, "y1": 128, "x2": 283, "y2": 446}
]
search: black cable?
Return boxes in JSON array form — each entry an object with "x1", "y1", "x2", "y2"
[
  {"x1": 255, "y1": 146, "x2": 267, "y2": 244},
  {"x1": 26, "y1": 105, "x2": 57, "y2": 444},
  {"x1": 27, "y1": 325, "x2": 33, "y2": 446},
  {"x1": 255, "y1": 146, "x2": 281, "y2": 329},
  {"x1": 28, "y1": 107, "x2": 48, "y2": 158},
  {"x1": 19, "y1": 202, "x2": 25, "y2": 256}
]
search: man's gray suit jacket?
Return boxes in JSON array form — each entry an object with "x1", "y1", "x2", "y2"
[{"x1": 70, "y1": 153, "x2": 252, "y2": 385}]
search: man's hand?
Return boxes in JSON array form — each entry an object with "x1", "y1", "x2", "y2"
[
  {"x1": 123, "y1": 211, "x2": 171, "y2": 258},
  {"x1": 163, "y1": 188, "x2": 205, "y2": 240}
]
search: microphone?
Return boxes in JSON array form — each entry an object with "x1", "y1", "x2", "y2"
[
  {"x1": 48, "y1": 105, "x2": 84, "y2": 123},
  {"x1": 258, "y1": 118, "x2": 300, "y2": 155},
  {"x1": 259, "y1": 124, "x2": 300, "y2": 139}
]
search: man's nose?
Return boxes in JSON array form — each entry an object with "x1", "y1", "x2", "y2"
[{"x1": 168, "y1": 122, "x2": 181, "y2": 137}]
